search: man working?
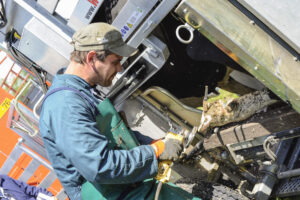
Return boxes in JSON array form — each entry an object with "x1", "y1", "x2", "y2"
[{"x1": 39, "y1": 23, "x2": 196, "y2": 200}]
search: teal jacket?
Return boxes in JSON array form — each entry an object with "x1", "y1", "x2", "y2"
[{"x1": 39, "y1": 74, "x2": 158, "y2": 200}]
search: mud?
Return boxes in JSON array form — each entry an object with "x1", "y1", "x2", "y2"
[{"x1": 198, "y1": 90, "x2": 277, "y2": 132}]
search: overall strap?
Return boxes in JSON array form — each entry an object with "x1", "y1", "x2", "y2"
[{"x1": 43, "y1": 87, "x2": 100, "y2": 115}]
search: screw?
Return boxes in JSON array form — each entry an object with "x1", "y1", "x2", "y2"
[
  {"x1": 293, "y1": 57, "x2": 299, "y2": 62},
  {"x1": 221, "y1": 151, "x2": 228, "y2": 160},
  {"x1": 249, "y1": 20, "x2": 255, "y2": 25},
  {"x1": 254, "y1": 65, "x2": 259, "y2": 70}
]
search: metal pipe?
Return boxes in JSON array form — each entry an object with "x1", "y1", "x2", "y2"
[
  {"x1": 253, "y1": 139, "x2": 293, "y2": 200},
  {"x1": 13, "y1": 80, "x2": 39, "y2": 136},
  {"x1": 287, "y1": 137, "x2": 300, "y2": 170},
  {"x1": 272, "y1": 126, "x2": 300, "y2": 140},
  {"x1": 33, "y1": 93, "x2": 45, "y2": 119},
  {"x1": 278, "y1": 168, "x2": 300, "y2": 179}
]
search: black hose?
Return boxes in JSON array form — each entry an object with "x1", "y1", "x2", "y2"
[
  {"x1": 0, "y1": 0, "x2": 7, "y2": 28},
  {"x1": 6, "y1": 30, "x2": 48, "y2": 93}
]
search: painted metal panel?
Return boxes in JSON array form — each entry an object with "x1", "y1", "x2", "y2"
[
  {"x1": 37, "y1": 0, "x2": 59, "y2": 14},
  {"x1": 67, "y1": 0, "x2": 104, "y2": 31},
  {"x1": 18, "y1": 17, "x2": 73, "y2": 76},
  {"x1": 38, "y1": 171, "x2": 57, "y2": 189},
  {"x1": 0, "y1": 144, "x2": 22, "y2": 174},
  {"x1": 238, "y1": 0, "x2": 300, "y2": 54},
  {"x1": 112, "y1": 0, "x2": 158, "y2": 41},
  {"x1": 18, "y1": 159, "x2": 40, "y2": 183}
]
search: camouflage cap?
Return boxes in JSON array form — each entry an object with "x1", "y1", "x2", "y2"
[{"x1": 72, "y1": 22, "x2": 137, "y2": 57}]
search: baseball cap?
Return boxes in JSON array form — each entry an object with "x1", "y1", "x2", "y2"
[{"x1": 72, "y1": 22, "x2": 137, "y2": 57}]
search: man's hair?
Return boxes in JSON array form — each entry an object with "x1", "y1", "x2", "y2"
[{"x1": 70, "y1": 50, "x2": 112, "y2": 64}]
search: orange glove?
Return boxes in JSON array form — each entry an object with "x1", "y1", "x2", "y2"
[{"x1": 151, "y1": 140, "x2": 165, "y2": 158}]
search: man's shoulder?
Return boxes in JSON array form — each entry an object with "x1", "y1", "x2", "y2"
[
  {"x1": 41, "y1": 74, "x2": 96, "y2": 118},
  {"x1": 43, "y1": 87, "x2": 88, "y2": 110},
  {"x1": 45, "y1": 75, "x2": 88, "y2": 104}
]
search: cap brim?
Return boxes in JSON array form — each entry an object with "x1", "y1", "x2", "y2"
[{"x1": 110, "y1": 43, "x2": 138, "y2": 57}]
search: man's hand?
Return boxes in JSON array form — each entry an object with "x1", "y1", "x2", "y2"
[{"x1": 151, "y1": 133, "x2": 183, "y2": 161}]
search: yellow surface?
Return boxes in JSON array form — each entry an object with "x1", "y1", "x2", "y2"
[
  {"x1": 0, "y1": 98, "x2": 11, "y2": 119},
  {"x1": 156, "y1": 132, "x2": 184, "y2": 183}
]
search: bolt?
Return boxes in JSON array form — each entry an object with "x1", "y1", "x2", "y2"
[
  {"x1": 183, "y1": 8, "x2": 188, "y2": 14},
  {"x1": 221, "y1": 151, "x2": 228, "y2": 160},
  {"x1": 148, "y1": 49, "x2": 159, "y2": 58}
]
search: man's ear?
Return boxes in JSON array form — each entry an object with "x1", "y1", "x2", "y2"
[{"x1": 86, "y1": 51, "x2": 97, "y2": 66}]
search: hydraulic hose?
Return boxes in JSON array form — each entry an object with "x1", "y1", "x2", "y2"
[{"x1": 154, "y1": 181, "x2": 163, "y2": 200}]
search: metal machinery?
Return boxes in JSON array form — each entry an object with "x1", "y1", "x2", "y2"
[{"x1": 2, "y1": 0, "x2": 300, "y2": 199}]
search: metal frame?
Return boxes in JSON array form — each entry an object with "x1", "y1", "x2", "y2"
[
  {"x1": 126, "y1": 0, "x2": 180, "y2": 50},
  {"x1": 109, "y1": 34, "x2": 170, "y2": 106},
  {"x1": 0, "y1": 138, "x2": 67, "y2": 199}
]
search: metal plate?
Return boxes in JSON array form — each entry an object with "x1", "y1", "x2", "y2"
[
  {"x1": 18, "y1": 17, "x2": 73, "y2": 76},
  {"x1": 112, "y1": 0, "x2": 158, "y2": 41},
  {"x1": 37, "y1": 0, "x2": 59, "y2": 14},
  {"x1": 238, "y1": 0, "x2": 300, "y2": 54},
  {"x1": 67, "y1": 0, "x2": 104, "y2": 30}
]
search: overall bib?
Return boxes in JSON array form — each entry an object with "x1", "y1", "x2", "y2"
[{"x1": 44, "y1": 87, "x2": 199, "y2": 200}]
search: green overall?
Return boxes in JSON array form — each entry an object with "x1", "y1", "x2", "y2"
[{"x1": 81, "y1": 98, "x2": 200, "y2": 200}]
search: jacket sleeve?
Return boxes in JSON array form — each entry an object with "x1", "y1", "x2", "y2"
[{"x1": 50, "y1": 93, "x2": 158, "y2": 184}]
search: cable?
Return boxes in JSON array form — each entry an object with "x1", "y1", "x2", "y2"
[
  {"x1": 0, "y1": 0, "x2": 7, "y2": 28},
  {"x1": 6, "y1": 29, "x2": 48, "y2": 93},
  {"x1": 154, "y1": 181, "x2": 163, "y2": 200}
]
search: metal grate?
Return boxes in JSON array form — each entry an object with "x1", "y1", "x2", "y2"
[{"x1": 277, "y1": 177, "x2": 300, "y2": 197}]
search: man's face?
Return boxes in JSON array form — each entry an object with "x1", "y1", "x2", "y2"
[{"x1": 92, "y1": 53, "x2": 123, "y2": 87}]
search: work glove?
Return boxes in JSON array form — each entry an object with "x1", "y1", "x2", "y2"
[{"x1": 150, "y1": 135, "x2": 183, "y2": 161}]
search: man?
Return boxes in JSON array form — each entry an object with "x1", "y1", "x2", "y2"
[{"x1": 39, "y1": 23, "x2": 188, "y2": 200}]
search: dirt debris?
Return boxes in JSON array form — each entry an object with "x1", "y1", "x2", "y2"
[{"x1": 198, "y1": 90, "x2": 277, "y2": 133}]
